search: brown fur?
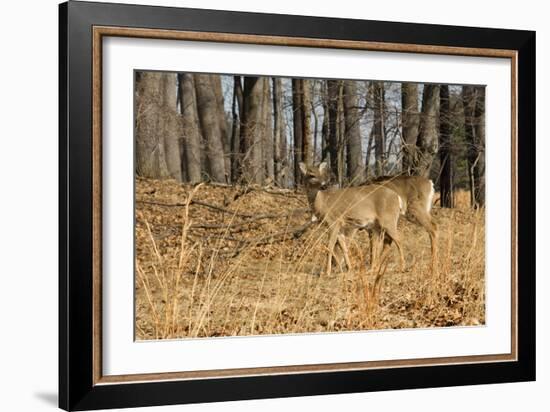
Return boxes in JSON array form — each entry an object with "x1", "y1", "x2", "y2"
[
  {"x1": 367, "y1": 175, "x2": 438, "y2": 266},
  {"x1": 300, "y1": 162, "x2": 405, "y2": 276}
]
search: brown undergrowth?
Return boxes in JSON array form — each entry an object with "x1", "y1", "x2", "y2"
[{"x1": 135, "y1": 177, "x2": 485, "y2": 340}]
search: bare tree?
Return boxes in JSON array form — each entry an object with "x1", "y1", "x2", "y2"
[
  {"x1": 292, "y1": 79, "x2": 304, "y2": 185},
  {"x1": 326, "y1": 80, "x2": 342, "y2": 183},
  {"x1": 439, "y1": 84, "x2": 454, "y2": 207},
  {"x1": 321, "y1": 81, "x2": 330, "y2": 163},
  {"x1": 178, "y1": 73, "x2": 202, "y2": 183},
  {"x1": 372, "y1": 81, "x2": 386, "y2": 176},
  {"x1": 365, "y1": 128, "x2": 375, "y2": 178},
  {"x1": 240, "y1": 76, "x2": 265, "y2": 184},
  {"x1": 211, "y1": 75, "x2": 231, "y2": 180},
  {"x1": 263, "y1": 77, "x2": 274, "y2": 183},
  {"x1": 194, "y1": 74, "x2": 227, "y2": 182},
  {"x1": 230, "y1": 76, "x2": 244, "y2": 182},
  {"x1": 159, "y1": 73, "x2": 183, "y2": 182},
  {"x1": 135, "y1": 72, "x2": 170, "y2": 179},
  {"x1": 401, "y1": 83, "x2": 420, "y2": 174},
  {"x1": 272, "y1": 78, "x2": 287, "y2": 186},
  {"x1": 311, "y1": 81, "x2": 320, "y2": 164},
  {"x1": 416, "y1": 84, "x2": 440, "y2": 177},
  {"x1": 337, "y1": 83, "x2": 346, "y2": 183},
  {"x1": 473, "y1": 87, "x2": 486, "y2": 207},
  {"x1": 463, "y1": 85, "x2": 485, "y2": 207},
  {"x1": 301, "y1": 79, "x2": 313, "y2": 167},
  {"x1": 343, "y1": 80, "x2": 363, "y2": 184}
]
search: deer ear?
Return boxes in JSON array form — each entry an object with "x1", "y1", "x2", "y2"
[
  {"x1": 318, "y1": 162, "x2": 328, "y2": 174},
  {"x1": 299, "y1": 162, "x2": 308, "y2": 175}
]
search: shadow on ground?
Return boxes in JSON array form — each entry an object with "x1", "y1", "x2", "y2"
[{"x1": 34, "y1": 392, "x2": 57, "y2": 407}]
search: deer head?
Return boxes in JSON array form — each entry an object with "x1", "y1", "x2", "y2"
[
  {"x1": 299, "y1": 161, "x2": 330, "y2": 189},
  {"x1": 299, "y1": 161, "x2": 331, "y2": 209}
]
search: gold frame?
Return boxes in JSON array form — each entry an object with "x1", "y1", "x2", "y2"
[{"x1": 92, "y1": 26, "x2": 518, "y2": 386}]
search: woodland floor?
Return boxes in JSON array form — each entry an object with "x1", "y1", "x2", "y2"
[{"x1": 135, "y1": 177, "x2": 485, "y2": 340}]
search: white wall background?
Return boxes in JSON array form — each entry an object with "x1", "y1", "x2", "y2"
[{"x1": 0, "y1": 0, "x2": 545, "y2": 411}]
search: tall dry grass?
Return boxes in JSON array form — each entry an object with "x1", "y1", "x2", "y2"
[{"x1": 135, "y1": 179, "x2": 485, "y2": 340}]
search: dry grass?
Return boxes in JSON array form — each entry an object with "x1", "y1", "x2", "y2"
[{"x1": 135, "y1": 178, "x2": 485, "y2": 340}]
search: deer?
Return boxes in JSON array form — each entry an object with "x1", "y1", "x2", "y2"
[
  {"x1": 366, "y1": 175, "x2": 438, "y2": 267},
  {"x1": 299, "y1": 162, "x2": 405, "y2": 277}
]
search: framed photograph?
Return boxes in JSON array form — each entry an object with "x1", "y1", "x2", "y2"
[{"x1": 59, "y1": 1, "x2": 535, "y2": 410}]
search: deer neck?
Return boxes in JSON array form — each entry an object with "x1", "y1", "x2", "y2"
[
  {"x1": 305, "y1": 184, "x2": 321, "y2": 209},
  {"x1": 305, "y1": 184, "x2": 330, "y2": 223}
]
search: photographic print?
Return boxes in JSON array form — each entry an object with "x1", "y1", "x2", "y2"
[
  {"x1": 134, "y1": 72, "x2": 486, "y2": 340},
  {"x1": 60, "y1": 3, "x2": 536, "y2": 408}
]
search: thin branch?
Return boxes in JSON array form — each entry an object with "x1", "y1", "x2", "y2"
[{"x1": 137, "y1": 198, "x2": 307, "y2": 220}]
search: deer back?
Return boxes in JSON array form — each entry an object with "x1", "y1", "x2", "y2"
[{"x1": 372, "y1": 176, "x2": 434, "y2": 213}]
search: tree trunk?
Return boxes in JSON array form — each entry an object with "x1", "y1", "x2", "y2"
[
  {"x1": 263, "y1": 77, "x2": 274, "y2": 183},
  {"x1": 280, "y1": 113, "x2": 288, "y2": 187},
  {"x1": 439, "y1": 84, "x2": 454, "y2": 208},
  {"x1": 401, "y1": 83, "x2": 420, "y2": 174},
  {"x1": 301, "y1": 79, "x2": 313, "y2": 166},
  {"x1": 211, "y1": 75, "x2": 231, "y2": 181},
  {"x1": 272, "y1": 78, "x2": 287, "y2": 186},
  {"x1": 365, "y1": 128, "x2": 375, "y2": 178},
  {"x1": 193, "y1": 74, "x2": 227, "y2": 182},
  {"x1": 343, "y1": 80, "x2": 363, "y2": 184},
  {"x1": 292, "y1": 79, "x2": 304, "y2": 185},
  {"x1": 160, "y1": 73, "x2": 183, "y2": 182},
  {"x1": 312, "y1": 86, "x2": 320, "y2": 164},
  {"x1": 178, "y1": 73, "x2": 202, "y2": 183},
  {"x1": 372, "y1": 81, "x2": 386, "y2": 176},
  {"x1": 321, "y1": 81, "x2": 330, "y2": 163},
  {"x1": 337, "y1": 84, "x2": 346, "y2": 185},
  {"x1": 135, "y1": 72, "x2": 170, "y2": 179},
  {"x1": 292, "y1": 79, "x2": 314, "y2": 185},
  {"x1": 326, "y1": 80, "x2": 341, "y2": 182},
  {"x1": 473, "y1": 86, "x2": 486, "y2": 207},
  {"x1": 240, "y1": 76, "x2": 265, "y2": 185},
  {"x1": 463, "y1": 85, "x2": 485, "y2": 208},
  {"x1": 230, "y1": 76, "x2": 244, "y2": 182},
  {"x1": 416, "y1": 84, "x2": 440, "y2": 177}
]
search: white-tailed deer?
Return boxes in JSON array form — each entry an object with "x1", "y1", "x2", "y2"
[
  {"x1": 300, "y1": 162, "x2": 405, "y2": 277},
  {"x1": 368, "y1": 175, "x2": 438, "y2": 266}
]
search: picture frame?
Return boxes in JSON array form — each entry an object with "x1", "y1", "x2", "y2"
[{"x1": 59, "y1": 1, "x2": 536, "y2": 410}]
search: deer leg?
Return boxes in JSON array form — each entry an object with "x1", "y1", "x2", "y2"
[
  {"x1": 325, "y1": 225, "x2": 340, "y2": 277},
  {"x1": 384, "y1": 229, "x2": 405, "y2": 271},
  {"x1": 368, "y1": 230, "x2": 374, "y2": 267},
  {"x1": 337, "y1": 234, "x2": 352, "y2": 272},
  {"x1": 378, "y1": 231, "x2": 402, "y2": 270},
  {"x1": 330, "y1": 234, "x2": 349, "y2": 273},
  {"x1": 409, "y1": 204, "x2": 438, "y2": 268},
  {"x1": 378, "y1": 231, "x2": 391, "y2": 265},
  {"x1": 369, "y1": 227, "x2": 383, "y2": 269},
  {"x1": 379, "y1": 212, "x2": 405, "y2": 271}
]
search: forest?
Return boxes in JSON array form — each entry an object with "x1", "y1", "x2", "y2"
[
  {"x1": 135, "y1": 72, "x2": 485, "y2": 208},
  {"x1": 134, "y1": 71, "x2": 486, "y2": 340}
]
